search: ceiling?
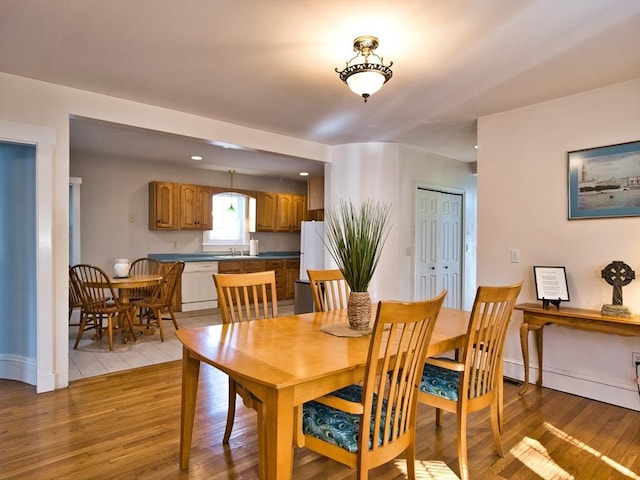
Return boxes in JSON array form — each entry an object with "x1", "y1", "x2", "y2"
[{"x1": 1, "y1": 0, "x2": 639, "y2": 179}]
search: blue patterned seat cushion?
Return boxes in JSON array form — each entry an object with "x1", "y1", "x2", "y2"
[
  {"x1": 302, "y1": 384, "x2": 392, "y2": 453},
  {"x1": 419, "y1": 361, "x2": 461, "y2": 401}
]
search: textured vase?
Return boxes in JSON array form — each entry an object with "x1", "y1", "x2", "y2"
[{"x1": 347, "y1": 291, "x2": 372, "y2": 330}]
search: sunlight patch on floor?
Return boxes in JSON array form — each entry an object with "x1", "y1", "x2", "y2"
[
  {"x1": 543, "y1": 422, "x2": 640, "y2": 480},
  {"x1": 510, "y1": 421, "x2": 640, "y2": 480},
  {"x1": 394, "y1": 458, "x2": 460, "y2": 479}
]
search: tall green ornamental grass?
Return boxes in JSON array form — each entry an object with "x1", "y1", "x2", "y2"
[{"x1": 324, "y1": 199, "x2": 392, "y2": 292}]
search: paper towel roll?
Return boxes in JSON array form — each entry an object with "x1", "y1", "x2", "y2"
[{"x1": 249, "y1": 239, "x2": 259, "y2": 256}]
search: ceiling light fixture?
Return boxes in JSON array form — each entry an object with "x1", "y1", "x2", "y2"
[
  {"x1": 299, "y1": 172, "x2": 309, "y2": 177},
  {"x1": 336, "y1": 35, "x2": 393, "y2": 103},
  {"x1": 191, "y1": 155, "x2": 203, "y2": 161}
]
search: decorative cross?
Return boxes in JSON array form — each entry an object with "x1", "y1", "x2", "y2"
[{"x1": 601, "y1": 261, "x2": 635, "y2": 305}]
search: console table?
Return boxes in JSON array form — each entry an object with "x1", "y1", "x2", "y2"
[{"x1": 516, "y1": 302, "x2": 640, "y2": 395}]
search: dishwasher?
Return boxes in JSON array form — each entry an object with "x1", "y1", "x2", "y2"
[{"x1": 181, "y1": 261, "x2": 218, "y2": 312}]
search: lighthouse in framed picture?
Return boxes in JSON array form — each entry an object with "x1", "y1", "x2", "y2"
[{"x1": 568, "y1": 140, "x2": 640, "y2": 219}]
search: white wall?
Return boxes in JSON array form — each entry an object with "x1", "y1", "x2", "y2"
[
  {"x1": 327, "y1": 142, "x2": 478, "y2": 308},
  {"x1": 478, "y1": 79, "x2": 640, "y2": 410},
  {"x1": 71, "y1": 154, "x2": 305, "y2": 268}
]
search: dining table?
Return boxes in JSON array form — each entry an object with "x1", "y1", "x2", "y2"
[
  {"x1": 176, "y1": 306, "x2": 470, "y2": 480},
  {"x1": 84, "y1": 273, "x2": 163, "y2": 335}
]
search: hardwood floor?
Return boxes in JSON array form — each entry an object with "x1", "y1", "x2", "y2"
[{"x1": 1, "y1": 362, "x2": 639, "y2": 480}]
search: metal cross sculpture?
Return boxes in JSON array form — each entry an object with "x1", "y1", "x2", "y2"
[{"x1": 601, "y1": 261, "x2": 635, "y2": 306}]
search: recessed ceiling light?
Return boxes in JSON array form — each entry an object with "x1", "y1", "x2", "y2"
[
  {"x1": 473, "y1": 145, "x2": 479, "y2": 150},
  {"x1": 191, "y1": 155, "x2": 203, "y2": 161},
  {"x1": 299, "y1": 172, "x2": 309, "y2": 176}
]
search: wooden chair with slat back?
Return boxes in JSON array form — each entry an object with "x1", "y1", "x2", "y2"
[
  {"x1": 69, "y1": 266, "x2": 103, "y2": 345},
  {"x1": 300, "y1": 291, "x2": 447, "y2": 480},
  {"x1": 212, "y1": 270, "x2": 278, "y2": 478},
  {"x1": 307, "y1": 269, "x2": 350, "y2": 311},
  {"x1": 131, "y1": 261, "x2": 184, "y2": 341},
  {"x1": 418, "y1": 283, "x2": 522, "y2": 480},
  {"x1": 128, "y1": 258, "x2": 162, "y2": 302},
  {"x1": 70, "y1": 264, "x2": 138, "y2": 352}
]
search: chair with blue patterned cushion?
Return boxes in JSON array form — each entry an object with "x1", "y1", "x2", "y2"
[
  {"x1": 301, "y1": 291, "x2": 446, "y2": 480},
  {"x1": 418, "y1": 283, "x2": 522, "y2": 480}
]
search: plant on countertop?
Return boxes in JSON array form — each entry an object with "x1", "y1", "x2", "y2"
[{"x1": 324, "y1": 198, "x2": 392, "y2": 292}]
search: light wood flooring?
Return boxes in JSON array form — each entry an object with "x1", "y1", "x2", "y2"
[{"x1": 2, "y1": 359, "x2": 639, "y2": 480}]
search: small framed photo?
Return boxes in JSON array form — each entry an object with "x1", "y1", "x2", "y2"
[
  {"x1": 533, "y1": 266, "x2": 570, "y2": 303},
  {"x1": 568, "y1": 140, "x2": 640, "y2": 219}
]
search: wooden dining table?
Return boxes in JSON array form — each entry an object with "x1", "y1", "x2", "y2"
[
  {"x1": 176, "y1": 306, "x2": 470, "y2": 480},
  {"x1": 84, "y1": 273, "x2": 163, "y2": 334}
]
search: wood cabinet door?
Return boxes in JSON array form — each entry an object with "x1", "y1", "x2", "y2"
[
  {"x1": 196, "y1": 186, "x2": 213, "y2": 230},
  {"x1": 149, "y1": 181, "x2": 179, "y2": 230},
  {"x1": 291, "y1": 195, "x2": 306, "y2": 231},
  {"x1": 179, "y1": 184, "x2": 198, "y2": 229},
  {"x1": 256, "y1": 192, "x2": 277, "y2": 231},
  {"x1": 285, "y1": 259, "x2": 300, "y2": 299},
  {"x1": 180, "y1": 185, "x2": 212, "y2": 230},
  {"x1": 275, "y1": 194, "x2": 293, "y2": 232}
]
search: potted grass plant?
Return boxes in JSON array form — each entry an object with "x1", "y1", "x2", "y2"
[{"x1": 324, "y1": 198, "x2": 392, "y2": 330}]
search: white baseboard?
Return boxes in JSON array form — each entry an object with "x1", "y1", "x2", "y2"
[
  {"x1": 0, "y1": 354, "x2": 36, "y2": 386},
  {"x1": 503, "y1": 357, "x2": 640, "y2": 411}
]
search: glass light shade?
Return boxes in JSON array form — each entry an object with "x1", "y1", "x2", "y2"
[{"x1": 346, "y1": 70, "x2": 386, "y2": 96}]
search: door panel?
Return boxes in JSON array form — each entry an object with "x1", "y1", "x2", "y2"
[{"x1": 415, "y1": 188, "x2": 462, "y2": 309}]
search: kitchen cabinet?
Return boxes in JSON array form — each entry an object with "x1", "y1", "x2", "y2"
[
  {"x1": 256, "y1": 192, "x2": 277, "y2": 231},
  {"x1": 180, "y1": 184, "x2": 213, "y2": 230},
  {"x1": 265, "y1": 259, "x2": 286, "y2": 299},
  {"x1": 259, "y1": 192, "x2": 306, "y2": 232},
  {"x1": 285, "y1": 259, "x2": 300, "y2": 299},
  {"x1": 216, "y1": 257, "x2": 299, "y2": 300},
  {"x1": 149, "y1": 181, "x2": 179, "y2": 230}
]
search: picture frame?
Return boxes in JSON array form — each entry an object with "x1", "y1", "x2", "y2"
[
  {"x1": 533, "y1": 266, "x2": 570, "y2": 307},
  {"x1": 567, "y1": 140, "x2": 640, "y2": 219}
]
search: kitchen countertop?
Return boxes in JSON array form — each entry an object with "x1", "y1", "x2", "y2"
[{"x1": 148, "y1": 252, "x2": 300, "y2": 263}]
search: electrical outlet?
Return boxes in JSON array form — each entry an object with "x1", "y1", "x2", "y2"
[
  {"x1": 633, "y1": 352, "x2": 640, "y2": 366},
  {"x1": 510, "y1": 249, "x2": 520, "y2": 263}
]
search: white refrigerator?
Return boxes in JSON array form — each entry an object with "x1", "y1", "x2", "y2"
[{"x1": 299, "y1": 221, "x2": 325, "y2": 281}]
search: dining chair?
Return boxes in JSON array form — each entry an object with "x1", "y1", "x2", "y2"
[
  {"x1": 69, "y1": 267, "x2": 103, "y2": 345},
  {"x1": 213, "y1": 270, "x2": 278, "y2": 475},
  {"x1": 70, "y1": 264, "x2": 138, "y2": 352},
  {"x1": 307, "y1": 269, "x2": 350, "y2": 311},
  {"x1": 128, "y1": 257, "x2": 162, "y2": 302},
  {"x1": 300, "y1": 291, "x2": 447, "y2": 480},
  {"x1": 418, "y1": 282, "x2": 522, "y2": 480},
  {"x1": 131, "y1": 261, "x2": 184, "y2": 341}
]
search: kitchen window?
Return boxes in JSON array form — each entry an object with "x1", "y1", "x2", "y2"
[{"x1": 202, "y1": 193, "x2": 255, "y2": 251}]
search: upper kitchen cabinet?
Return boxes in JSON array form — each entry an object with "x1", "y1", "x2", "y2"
[
  {"x1": 256, "y1": 192, "x2": 277, "y2": 232},
  {"x1": 258, "y1": 193, "x2": 305, "y2": 232},
  {"x1": 179, "y1": 184, "x2": 213, "y2": 230},
  {"x1": 149, "y1": 181, "x2": 180, "y2": 230}
]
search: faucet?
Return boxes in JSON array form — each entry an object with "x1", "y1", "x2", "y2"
[{"x1": 229, "y1": 247, "x2": 237, "y2": 257}]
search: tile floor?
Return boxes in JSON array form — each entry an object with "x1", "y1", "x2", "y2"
[{"x1": 68, "y1": 301, "x2": 295, "y2": 380}]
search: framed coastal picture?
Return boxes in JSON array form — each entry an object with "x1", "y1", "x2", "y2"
[{"x1": 568, "y1": 140, "x2": 640, "y2": 219}]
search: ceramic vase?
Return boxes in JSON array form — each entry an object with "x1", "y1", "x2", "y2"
[{"x1": 114, "y1": 258, "x2": 131, "y2": 277}]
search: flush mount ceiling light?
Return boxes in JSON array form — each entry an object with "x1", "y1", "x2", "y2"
[{"x1": 336, "y1": 35, "x2": 393, "y2": 103}]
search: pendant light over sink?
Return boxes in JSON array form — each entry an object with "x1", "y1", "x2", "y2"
[{"x1": 227, "y1": 170, "x2": 236, "y2": 214}]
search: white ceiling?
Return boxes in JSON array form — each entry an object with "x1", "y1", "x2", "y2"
[{"x1": 1, "y1": 0, "x2": 639, "y2": 179}]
